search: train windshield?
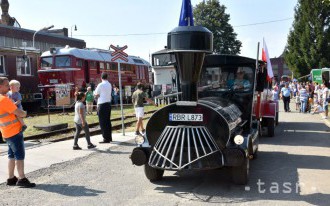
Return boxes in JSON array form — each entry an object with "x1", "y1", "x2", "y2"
[
  {"x1": 40, "y1": 57, "x2": 53, "y2": 68},
  {"x1": 199, "y1": 66, "x2": 254, "y2": 92},
  {"x1": 55, "y1": 56, "x2": 71, "y2": 67}
]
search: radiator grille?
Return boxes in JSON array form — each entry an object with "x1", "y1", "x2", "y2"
[{"x1": 149, "y1": 126, "x2": 223, "y2": 170}]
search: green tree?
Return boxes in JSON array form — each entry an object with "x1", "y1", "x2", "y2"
[
  {"x1": 193, "y1": 0, "x2": 242, "y2": 54},
  {"x1": 284, "y1": 0, "x2": 330, "y2": 77}
]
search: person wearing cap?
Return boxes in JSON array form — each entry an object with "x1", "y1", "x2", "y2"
[
  {"x1": 281, "y1": 82, "x2": 292, "y2": 112},
  {"x1": 231, "y1": 68, "x2": 251, "y2": 90}
]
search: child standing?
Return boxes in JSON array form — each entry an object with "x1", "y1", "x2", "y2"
[
  {"x1": 73, "y1": 92, "x2": 96, "y2": 150},
  {"x1": 7, "y1": 80, "x2": 27, "y2": 132},
  {"x1": 85, "y1": 86, "x2": 94, "y2": 115}
]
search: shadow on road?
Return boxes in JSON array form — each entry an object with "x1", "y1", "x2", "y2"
[
  {"x1": 261, "y1": 121, "x2": 330, "y2": 148},
  {"x1": 151, "y1": 150, "x2": 330, "y2": 206},
  {"x1": 31, "y1": 183, "x2": 105, "y2": 197}
]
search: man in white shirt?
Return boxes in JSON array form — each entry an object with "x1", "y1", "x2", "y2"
[{"x1": 94, "y1": 72, "x2": 112, "y2": 143}]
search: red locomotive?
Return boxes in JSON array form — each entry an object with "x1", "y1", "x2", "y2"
[{"x1": 37, "y1": 46, "x2": 151, "y2": 108}]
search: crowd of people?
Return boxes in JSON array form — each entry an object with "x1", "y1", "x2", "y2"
[
  {"x1": 0, "y1": 72, "x2": 155, "y2": 188},
  {"x1": 273, "y1": 80, "x2": 329, "y2": 119}
]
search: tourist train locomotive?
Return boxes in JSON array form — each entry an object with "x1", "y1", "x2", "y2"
[
  {"x1": 37, "y1": 46, "x2": 151, "y2": 107},
  {"x1": 130, "y1": 25, "x2": 269, "y2": 185}
]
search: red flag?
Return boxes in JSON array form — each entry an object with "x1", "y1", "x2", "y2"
[{"x1": 262, "y1": 38, "x2": 274, "y2": 82}]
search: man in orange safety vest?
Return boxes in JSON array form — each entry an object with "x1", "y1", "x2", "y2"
[{"x1": 0, "y1": 77, "x2": 36, "y2": 187}]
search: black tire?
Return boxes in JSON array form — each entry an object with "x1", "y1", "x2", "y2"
[
  {"x1": 258, "y1": 122, "x2": 262, "y2": 137},
  {"x1": 144, "y1": 164, "x2": 164, "y2": 182},
  {"x1": 267, "y1": 118, "x2": 275, "y2": 137},
  {"x1": 253, "y1": 147, "x2": 258, "y2": 159},
  {"x1": 231, "y1": 158, "x2": 249, "y2": 185},
  {"x1": 275, "y1": 111, "x2": 279, "y2": 125}
]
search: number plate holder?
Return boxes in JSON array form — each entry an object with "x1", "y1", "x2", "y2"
[{"x1": 169, "y1": 113, "x2": 203, "y2": 122}]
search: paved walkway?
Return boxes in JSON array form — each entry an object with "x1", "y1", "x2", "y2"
[{"x1": 0, "y1": 132, "x2": 135, "y2": 184}]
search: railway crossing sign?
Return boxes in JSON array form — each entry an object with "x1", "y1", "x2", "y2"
[
  {"x1": 110, "y1": 44, "x2": 128, "y2": 135},
  {"x1": 110, "y1": 45, "x2": 128, "y2": 62}
]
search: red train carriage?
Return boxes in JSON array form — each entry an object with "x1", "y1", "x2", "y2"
[{"x1": 37, "y1": 46, "x2": 151, "y2": 108}]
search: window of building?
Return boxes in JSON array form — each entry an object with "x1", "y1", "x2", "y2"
[
  {"x1": 16, "y1": 56, "x2": 32, "y2": 76},
  {"x1": 0, "y1": 55, "x2": 6, "y2": 75}
]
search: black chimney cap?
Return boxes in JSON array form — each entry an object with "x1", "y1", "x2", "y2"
[{"x1": 167, "y1": 26, "x2": 213, "y2": 53}]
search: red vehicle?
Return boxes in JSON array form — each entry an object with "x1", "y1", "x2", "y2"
[
  {"x1": 37, "y1": 46, "x2": 151, "y2": 108},
  {"x1": 253, "y1": 63, "x2": 279, "y2": 137}
]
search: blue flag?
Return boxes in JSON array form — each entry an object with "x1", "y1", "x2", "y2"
[{"x1": 179, "y1": 0, "x2": 194, "y2": 26}]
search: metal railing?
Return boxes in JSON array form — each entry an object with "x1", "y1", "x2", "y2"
[{"x1": 154, "y1": 92, "x2": 182, "y2": 105}]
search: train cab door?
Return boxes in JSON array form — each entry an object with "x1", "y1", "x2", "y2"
[{"x1": 84, "y1": 60, "x2": 90, "y2": 83}]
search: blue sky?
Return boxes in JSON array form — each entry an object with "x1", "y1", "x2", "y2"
[{"x1": 9, "y1": 0, "x2": 297, "y2": 62}]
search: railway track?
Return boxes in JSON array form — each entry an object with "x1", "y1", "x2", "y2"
[{"x1": 24, "y1": 110, "x2": 156, "y2": 143}]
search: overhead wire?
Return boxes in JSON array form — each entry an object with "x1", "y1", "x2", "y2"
[{"x1": 74, "y1": 17, "x2": 293, "y2": 37}]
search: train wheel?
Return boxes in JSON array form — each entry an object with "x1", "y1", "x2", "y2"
[
  {"x1": 144, "y1": 164, "x2": 164, "y2": 182},
  {"x1": 231, "y1": 158, "x2": 249, "y2": 185},
  {"x1": 275, "y1": 112, "x2": 279, "y2": 125},
  {"x1": 267, "y1": 118, "x2": 275, "y2": 137}
]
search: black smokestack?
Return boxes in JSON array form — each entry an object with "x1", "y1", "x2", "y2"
[{"x1": 167, "y1": 26, "x2": 213, "y2": 101}]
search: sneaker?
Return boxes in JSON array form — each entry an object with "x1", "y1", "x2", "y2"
[
  {"x1": 135, "y1": 131, "x2": 141, "y2": 136},
  {"x1": 73, "y1": 145, "x2": 82, "y2": 150},
  {"x1": 21, "y1": 125, "x2": 27, "y2": 132},
  {"x1": 87, "y1": 144, "x2": 96, "y2": 149},
  {"x1": 16, "y1": 178, "x2": 36, "y2": 188},
  {"x1": 323, "y1": 116, "x2": 328, "y2": 119},
  {"x1": 6, "y1": 176, "x2": 18, "y2": 186}
]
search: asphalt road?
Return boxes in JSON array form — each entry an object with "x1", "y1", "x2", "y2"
[{"x1": 0, "y1": 102, "x2": 329, "y2": 206}]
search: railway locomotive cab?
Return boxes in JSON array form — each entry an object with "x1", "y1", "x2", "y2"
[{"x1": 131, "y1": 26, "x2": 259, "y2": 185}]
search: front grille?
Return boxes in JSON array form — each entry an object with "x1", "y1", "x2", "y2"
[{"x1": 149, "y1": 126, "x2": 223, "y2": 170}]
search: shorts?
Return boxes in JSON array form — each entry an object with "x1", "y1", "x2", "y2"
[
  {"x1": 6, "y1": 132, "x2": 25, "y2": 160},
  {"x1": 135, "y1": 107, "x2": 144, "y2": 118}
]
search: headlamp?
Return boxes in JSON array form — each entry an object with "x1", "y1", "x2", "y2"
[{"x1": 234, "y1": 135, "x2": 244, "y2": 145}]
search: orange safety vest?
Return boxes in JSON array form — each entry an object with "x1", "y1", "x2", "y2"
[{"x1": 0, "y1": 95, "x2": 21, "y2": 138}]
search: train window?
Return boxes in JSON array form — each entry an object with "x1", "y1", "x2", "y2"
[
  {"x1": 121, "y1": 64, "x2": 126, "y2": 71},
  {"x1": 106, "y1": 63, "x2": 110, "y2": 70},
  {"x1": 90, "y1": 61, "x2": 96, "y2": 68},
  {"x1": 76, "y1": 59, "x2": 83, "y2": 67},
  {"x1": 16, "y1": 56, "x2": 32, "y2": 76},
  {"x1": 0, "y1": 55, "x2": 6, "y2": 74},
  {"x1": 133, "y1": 59, "x2": 144, "y2": 64},
  {"x1": 55, "y1": 56, "x2": 71, "y2": 67},
  {"x1": 41, "y1": 57, "x2": 53, "y2": 68},
  {"x1": 111, "y1": 63, "x2": 117, "y2": 71},
  {"x1": 100, "y1": 62, "x2": 105, "y2": 70}
]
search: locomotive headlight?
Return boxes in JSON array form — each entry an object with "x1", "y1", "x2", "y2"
[
  {"x1": 234, "y1": 135, "x2": 244, "y2": 145},
  {"x1": 135, "y1": 134, "x2": 145, "y2": 145}
]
